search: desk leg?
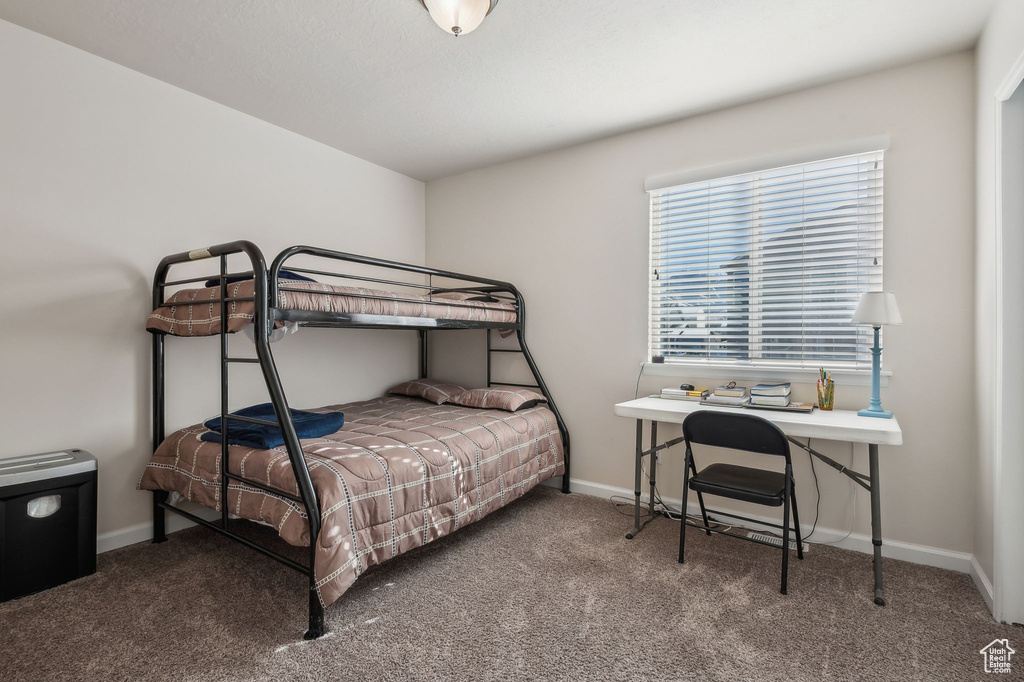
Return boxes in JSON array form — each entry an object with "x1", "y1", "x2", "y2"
[
  {"x1": 869, "y1": 444, "x2": 886, "y2": 606},
  {"x1": 627, "y1": 419, "x2": 643, "y2": 539},
  {"x1": 649, "y1": 421, "x2": 658, "y2": 518}
]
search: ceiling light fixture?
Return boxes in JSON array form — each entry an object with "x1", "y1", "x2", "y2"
[{"x1": 418, "y1": 0, "x2": 499, "y2": 37}]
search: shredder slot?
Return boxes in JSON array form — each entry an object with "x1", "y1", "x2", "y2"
[{"x1": 0, "y1": 454, "x2": 75, "y2": 472}]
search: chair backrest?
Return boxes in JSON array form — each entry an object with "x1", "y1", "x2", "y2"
[{"x1": 682, "y1": 410, "x2": 791, "y2": 462}]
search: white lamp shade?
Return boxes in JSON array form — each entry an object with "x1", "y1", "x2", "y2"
[
  {"x1": 422, "y1": 0, "x2": 495, "y2": 36},
  {"x1": 851, "y1": 292, "x2": 903, "y2": 326}
]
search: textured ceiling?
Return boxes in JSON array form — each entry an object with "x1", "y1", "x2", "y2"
[{"x1": 0, "y1": 0, "x2": 994, "y2": 180}]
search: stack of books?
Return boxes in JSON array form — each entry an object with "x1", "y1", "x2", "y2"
[
  {"x1": 660, "y1": 387, "x2": 709, "y2": 402},
  {"x1": 749, "y1": 382, "x2": 792, "y2": 407},
  {"x1": 702, "y1": 384, "x2": 749, "y2": 407}
]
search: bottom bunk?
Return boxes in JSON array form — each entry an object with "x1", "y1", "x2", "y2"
[{"x1": 139, "y1": 394, "x2": 565, "y2": 607}]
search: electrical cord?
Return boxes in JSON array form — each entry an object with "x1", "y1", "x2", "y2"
[
  {"x1": 742, "y1": 439, "x2": 856, "y2": 546},
  {"x1": 627, "y1": 364, "x2": 721, "y2": 527},
  {"x1": 614, "y1": 434, "x2": 860, "y2": 546},
  {"x1": 610, "y1": 451, "x2": 731, "y2": 532},
  {"x1": 802, "y1": 440, "x2": 858, "y2": 545},
  {"x1": 610, "y1": 495, "x2": 649, "y2": 517},
  {"x1": 809, "y1": 473, "x2": 857, "y2": 545},
  {"x1": 806, "y1": 439, "x2": 821, "y2": 540},
  {"x1": 615, "y1": 376, "x2": 862, "y2": 546}
]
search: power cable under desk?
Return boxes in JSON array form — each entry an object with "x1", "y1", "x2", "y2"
[{"x1": 615, "y1": 436, "x2": 858, "y2": 545}]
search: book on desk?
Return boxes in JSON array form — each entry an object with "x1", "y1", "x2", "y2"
[
  {"x1": 701, "y1": 383, "x2": 749, "y2": 407},
  {"x1": 749, "y1": 382, "x2": 792, "y2": 408},
  {"x1": 659, "y1": 387, "x2": 709, "y2": 402}
]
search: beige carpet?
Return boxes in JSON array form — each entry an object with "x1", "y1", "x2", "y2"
[{"x1": 1, "y1": 487, "x2": 1018, "y2": 681}]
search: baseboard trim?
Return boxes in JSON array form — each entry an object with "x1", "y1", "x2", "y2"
[
  {"x1": 545, "y1": 477, "x2": 975, "y2": 574},
  {"x1": 969, "y1": 555, "x2": 995, "y2": 611},
  {"x1": 101, "y1": 479, "x2": 986, "y2": 593},
  {"x1": 97, "y1": 506, "x2": 220, "y2": 554}
]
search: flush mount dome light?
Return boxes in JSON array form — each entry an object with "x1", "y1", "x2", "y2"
[{"x1": 418, "y1": 0, "x2": 499, "y2": 37}]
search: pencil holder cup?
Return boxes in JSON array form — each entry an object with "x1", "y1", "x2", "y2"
[{"x1": 817, "y1": 379, "x2": 835, "y2": 411}]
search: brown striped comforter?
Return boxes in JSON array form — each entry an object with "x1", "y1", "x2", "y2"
[
  {"x1": 138, "y1": 396, "x2": 564, "y2": 607},
  {"x1": 146, "y1": 279, "x2": 517, "y2": 336}
]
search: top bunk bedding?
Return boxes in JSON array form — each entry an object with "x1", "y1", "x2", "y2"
[
  {"x1": 147, "y1": 278, "x2": 518, "y2": 336},
  {"x1": 138, "y1": 395, "x2": 564, "y2": 608}
]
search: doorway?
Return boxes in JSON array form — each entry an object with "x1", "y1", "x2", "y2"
[{"x1": 994, "y1": 59, "x2": 1024, "y2": 627}]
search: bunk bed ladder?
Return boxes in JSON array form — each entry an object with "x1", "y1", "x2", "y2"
[
  {"x1": 483, "y1": 323, "x2": 571, "y2": 495},
  {"x1": 151, "y1": 241, "x2": 326, "y2": 640}
]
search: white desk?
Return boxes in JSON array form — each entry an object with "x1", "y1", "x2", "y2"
[{"x1": 613, "y1": 397, "x2": 903, "y2": 606}]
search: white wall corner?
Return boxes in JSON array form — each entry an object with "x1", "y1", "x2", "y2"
[{"x1": 970, "y1": 555, "x2": 995, "y2": 612}]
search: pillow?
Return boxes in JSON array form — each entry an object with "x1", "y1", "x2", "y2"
[
  {"x1": 205, "y1": 269, "x2": 316, "y2": 288},
  {"x1": 388, "y1": 378, "x2": 466, "y2": 405},
  {"x1": 451, "y1": 386, "x2": 547, "y2": 412}
]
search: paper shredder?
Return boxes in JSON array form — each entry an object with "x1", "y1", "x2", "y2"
[{"x1": 0, "y1": 449, "x2": 97, "y2": 601}]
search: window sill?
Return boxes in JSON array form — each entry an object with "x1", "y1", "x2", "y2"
[{"x1": 642, "y1": 362, "x2": 890, "y2": 387}]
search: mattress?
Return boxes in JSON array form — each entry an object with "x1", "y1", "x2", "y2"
[
  {"x1": 146, "y1": 279, "x2": 518, "y2": 336},
  {"x1": 138, "y1": 396, "x2": 564, "y2": 607}
]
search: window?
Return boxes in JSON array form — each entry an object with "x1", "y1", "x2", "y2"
[{"x1": 649, "y1": 150, "x2": 883, "y2": 370}]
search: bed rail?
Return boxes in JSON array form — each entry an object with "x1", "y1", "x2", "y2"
[
  {"x1": 151, "y1": 240, "x2": 325, "y2": 639},
  {"x1": 269, "y1": 245, "x2": 520, "y2": 330},
  {"x1": 271, "y1": 244, "x2": 517, "y2": 296},
  {"x1": 270, "y1": 246, "x2": 571, "y2": 493}
]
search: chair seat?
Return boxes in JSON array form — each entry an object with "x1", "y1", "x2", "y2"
[{"x1": 689, "y1": 463, "x2": 787, "y2": 507}]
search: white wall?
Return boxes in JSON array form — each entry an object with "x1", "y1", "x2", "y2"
[
  {"x1": 0, "y1": 20, "x2": 425, "y2": 539},
  {"x1": 974, "y1": 0, "x2": 1024, "y2": 622},
  {"x1": 426, "y1": 53, "x2": 976, "y2": 557}
]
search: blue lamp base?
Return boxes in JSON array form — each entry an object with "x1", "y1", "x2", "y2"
[
  {"x1": 860, "y1": 325, "x2": 893, "y2": 419},
  {"x1": 858, "y1": 407, "x2": 892, "y2": 419}
]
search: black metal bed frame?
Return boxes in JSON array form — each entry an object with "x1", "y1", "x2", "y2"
[{"x1": 149, "y1": 241, "x2": 570, "y2": 639}]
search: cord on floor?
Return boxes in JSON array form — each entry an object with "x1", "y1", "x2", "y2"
[{"x1": 614, "y1": 437, "x2": 858, "y2": 545}]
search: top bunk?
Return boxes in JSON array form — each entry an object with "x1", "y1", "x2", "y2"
[{"x1": 147, "y1": 241, "x2": 523, "y2": 336}]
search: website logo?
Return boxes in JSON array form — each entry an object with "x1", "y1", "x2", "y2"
[{"x1": 980, "y1": 639, "x2": 1015, "y2": 674}]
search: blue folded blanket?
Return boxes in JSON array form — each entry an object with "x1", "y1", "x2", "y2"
[
  {"x1": 204, "y1": 269, "x2": 316, "y2": 288},
  {"x1": 200, "y1": 403, "x2": 344, "y2": 449}
]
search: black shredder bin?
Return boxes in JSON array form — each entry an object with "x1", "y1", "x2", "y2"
[{"x1": 0, "y1": 449, "x2": 97, "y2": 601}]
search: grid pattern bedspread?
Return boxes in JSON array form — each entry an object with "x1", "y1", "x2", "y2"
[
  {"x1": 146, "y1": 279, "x2": 518, "y2": 336},
  {"x1": 138, "y1": 396, "x2": 564, "y2": 607}
]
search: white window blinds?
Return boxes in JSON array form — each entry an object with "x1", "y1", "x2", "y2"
[{"x1": 649, "y1": 150, "x2": 884, "y2": 369}]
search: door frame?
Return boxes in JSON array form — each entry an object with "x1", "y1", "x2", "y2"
[{"x1": 992, "y1": 46, "x2": 1024, "y2": 626}]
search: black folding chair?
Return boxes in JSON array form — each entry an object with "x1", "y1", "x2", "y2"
[{"x1": 678, "y1": 410, "x2": 804, "y2": 594}]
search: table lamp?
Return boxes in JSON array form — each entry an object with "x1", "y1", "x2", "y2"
[{"x1": 851, "y1": 292, "x2": 902, "y2": 418}]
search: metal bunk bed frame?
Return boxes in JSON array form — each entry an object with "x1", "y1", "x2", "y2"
[{"x1": 149, "y1": 240, "x2": 570, "y2": 639}]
